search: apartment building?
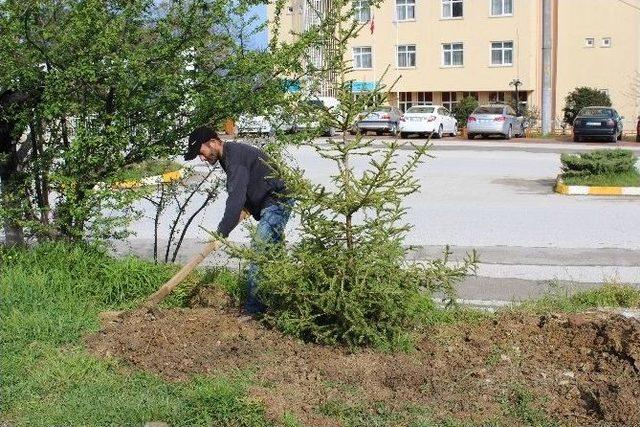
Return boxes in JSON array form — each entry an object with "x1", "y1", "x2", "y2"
[{"x1": 268, "y1": 0, "x2": 640, "y2": 130}]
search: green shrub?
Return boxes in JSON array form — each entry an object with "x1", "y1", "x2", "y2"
[
  {"x1": 563, "y1": 87, "x2": 612, "y2": 124},
  {"x1": 560, "y1": 149, "x2": 637, "y2": 178},
  {"x1": 452, "y1": 96, "x2": 479, "y2": 127}
]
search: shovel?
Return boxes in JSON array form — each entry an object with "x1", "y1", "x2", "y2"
[{"x1": 98, "y1": 240, "x2": 222, "y2": 323}]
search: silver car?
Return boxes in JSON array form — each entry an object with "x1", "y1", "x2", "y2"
[
  {"x1": 357, "y1": 105, "x2": 403, "y2": 136},
  {"x1": 467, "y1": 104, "x2": 525, "y2": 140}
]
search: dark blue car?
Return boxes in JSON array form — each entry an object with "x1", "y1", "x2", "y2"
[{"x1": 572, "y1": 106, "x2": 624, "y2": 143}]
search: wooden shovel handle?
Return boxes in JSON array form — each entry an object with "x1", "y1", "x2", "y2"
[{"x1": 142, "y1": 240, "x2": 221, "y2": 308}]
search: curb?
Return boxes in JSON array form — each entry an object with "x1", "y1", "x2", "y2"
[
  {"x1": 555, "y1": 176, "x2": 640, "y2": 196},
  {"x1": 113, "y1": 168, "x2": 184, "y2": 189}
]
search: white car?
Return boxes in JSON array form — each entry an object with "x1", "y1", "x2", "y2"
[
  {"x1": 399, "y1": 105, "x2": 458, "y2": 139},
  {"x1": 294, "y1": 96, "x2": 340, "y2": 136},
  {"x1": 237, "y1": 106, "x2": 295, "y2": 136},
  {"x1": 236, "y1": 114, "x2": 272, "y2": 136}
]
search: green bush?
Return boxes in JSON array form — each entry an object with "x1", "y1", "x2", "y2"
[
  {"x1": 241, "y1": 232, "x2": 476, "y2": 350},
  {"x1": 563, "y1": 87, "x2": 612, "y2": 124},
  {"x1": 452, "y1": 96, "x2": 479, "y2": 127},
  {"x1": 560, "y1": 149, "x2": 637, "y2": 178}
]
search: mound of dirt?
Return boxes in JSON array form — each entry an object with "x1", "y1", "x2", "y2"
[{"x1": 86, "y1": 305, "x2": 640, "y2": 426}]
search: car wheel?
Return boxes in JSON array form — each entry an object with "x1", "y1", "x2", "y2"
[
  {"x1": 467, "y1": 133, "x2": 475, "y2": 140},
  {"x1": 518, "y1": 125, "x2": 525, "y2": 138},
  {"x1": 390, "y1": 123, "x2": 399, "y2": 136},
  {"x1": 400, "y1": 132, "x2": 409, "y2": 139},
  {"x1": 376, "y1": 131, "x2": 383, "y2": 136},
  {"x1": 573, "y1": 134, "x2": 581, "y2": 142},
  {"x1": 434, "y1": 125, "x2": 443, "y2": 139},
  {"x1": 636, "y1": 135, "x2": 640, "y2": 142},
  {"x1": 504, "y1": 126, "x2": 512, "y2": 140}
]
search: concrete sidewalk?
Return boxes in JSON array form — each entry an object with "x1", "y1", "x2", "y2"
[{"x1": 111, "y1": 238, "x2": 640, "y2": 305}]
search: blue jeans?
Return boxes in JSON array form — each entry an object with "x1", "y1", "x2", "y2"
[{"x1": 245, "y1": 200, "x2": 293, "y2": 314}]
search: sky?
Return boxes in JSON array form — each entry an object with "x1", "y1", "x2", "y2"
[{"x1": 247, "y1": 3, "x2": 268, "y2": 50}]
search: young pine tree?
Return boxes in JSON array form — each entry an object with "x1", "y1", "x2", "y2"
[{"x1": 231, "y1": 0, "x2": 477, "y2": 349}]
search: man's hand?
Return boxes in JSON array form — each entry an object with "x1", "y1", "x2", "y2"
[{"x1": 239, "y1": 209, "x2": 251, "y2": 222}]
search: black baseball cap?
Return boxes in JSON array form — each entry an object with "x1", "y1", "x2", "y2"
[{"x1": 184, "y1": 126, "x2": 219, "y2": 160}]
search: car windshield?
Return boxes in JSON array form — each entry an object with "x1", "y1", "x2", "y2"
[
  {"x1": 579, "y1": 108, "x2": 613, "y2": 117},
  {"x1": 474, "y1": 106, "x2": 504, "y2": 115},
  {"x1": 406, "y1": 106, "x2": 435, "y2": 114}
]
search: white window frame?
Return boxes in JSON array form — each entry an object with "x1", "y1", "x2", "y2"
[
  {"x1": 585, "y1": 38, "x2": 595, "y2": 48},
  {"x1": 490, "y1": 0, "x2": 513, "y2": 17},
  {"x1": 442, "y1": 43, "x2": 464, "y2": 67},
  {"x1": 398, "y1": 92, "x2": 413, "y2": 112},
  {"x1": 601, "y1": 37, "x2": 612, "y2": 48},
  {"x1": 416, "y1": 92, "x2": 433, "y2": 106},
  {"x1": 396, "y1": 0, "x2": 416, "y2": 21},
  {"x1": 353, "y1": 46, "x2": 373, "y2": 69},
  {"x1": 462, "y1": 91, "x2": 479, "y2": 101},
  {"x1": 489, "y1": 91, "x2": 506, "y2": 103},
  {"x1": 353, "y1": 0, "x2": 371, "y2": 23},
  {"x1": 442, "y1": 92, "x2": 458, "y2": 111},
  {"x1": 490, "y1": 41, "x2": 514, "y2": 66},
  {"x1": 442, "y1": 0, "x2": 463, "y2": 19},
  {"x1": 397, "y1": 44, "x2": 416, "y2": 68}
]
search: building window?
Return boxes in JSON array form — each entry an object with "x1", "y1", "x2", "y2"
[
  {"x1": 601, "y1": 37, "x2": 612, "y2": 48},
  {"x1": 442, "y1": 0, "x2": 463, "y2": 18},
  {"x1": 489, "y1": 91, "x2": 506, "y2": 103},
  {"x1": 353, "y1": 0, "x2": 371, "y2": 22},
  {"x1": 416, "y1": 92, "x2": 433, "y2": 105},
  {"x1": 396, "y1": 0, "x2": 416, "y2": 21},
  {"x1": 491, "y1": 41, "x2": 513, "y2": 66},
  {"x1": 398, "y1": 92, "x2": 413, "y2": 112},
  {"x1": 442, "y1": 43, "x2": 464, "y2": 67},
  {"x1": 442, "y1": 92, "x2": 458, "y2": 110},
  {"x1": 491, "y1": 0, "x2": 513, "y2": 16},
  {"x1": 462, "y1": 91, "x2": 478, "y2": 101},
  {"x1": 397, "y1": 44, "x2": 416, "y2": 68},
  {"x1": 585, "y1": 38, "x2": 595, "y2": 48},
  {"x1": 353, "y1": 47, "x2": 372, "y2": 69}
]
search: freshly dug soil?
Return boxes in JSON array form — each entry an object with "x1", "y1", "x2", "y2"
[{"x1": 87, "y1": 291, "x2": 640, "y2": 426}]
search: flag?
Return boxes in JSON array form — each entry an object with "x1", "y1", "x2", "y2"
[{"x1": 370, "y1": 13, "x2": 375, "y2": 34}]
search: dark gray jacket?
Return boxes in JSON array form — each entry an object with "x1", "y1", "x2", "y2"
[{"x1": 217, "y1": 142, "x2": 286, "y2": 237}]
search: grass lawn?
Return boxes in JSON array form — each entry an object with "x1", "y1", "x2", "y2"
[
  {"x1": 2, "y1": 243, "x2": 639, "y2": 426},
  {"x1": 0, "y1": 243, "x2": 270, "y2": 427},
  {"x1": 562, "y1": 169, "x2": 640, "y2": 187},
  {"x1": 115, "y1": 159, "x2": 183, "y2": 183}
]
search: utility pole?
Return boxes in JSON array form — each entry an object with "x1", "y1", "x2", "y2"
[
  {"x1": 542, "y1": 0, "x2": 553, "y2": 134},
  {"x1": 510, "y1": 78, "x2": 522, "y2": 116}
]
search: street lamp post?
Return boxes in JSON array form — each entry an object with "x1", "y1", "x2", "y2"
[{"x1": 509, "y1": 79, "x2": 523, "y2": 116}]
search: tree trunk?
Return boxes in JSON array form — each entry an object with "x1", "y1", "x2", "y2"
[{"x1": 0, "y1": 91, "x2": 31, "y2": 247}]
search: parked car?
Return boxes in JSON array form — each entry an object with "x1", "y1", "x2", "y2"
[
  {"x1": 293, "y1": 96, "x2": 340, "y2": 136},
  {"x1": 399, "y1": 105, "x2": 457, "y2": 139},
  {"x1": 636, "y1": 115, "x2": 639, "y2": 142},
  {"x1": 467, "y1": 104, "x2": 525, "y2": 140},
  {"x1": 572, "y1": 106, "x2": 624, "y2": 142},
  {"x1": 237, "y1": 106, "x2": 296, "y2": 137},
  {"x1": 356, "y1": 105, "x2": 403, "y2": 136},
  {"x1": 236, "y1": 114, "x2": 273, "y2": 136}
]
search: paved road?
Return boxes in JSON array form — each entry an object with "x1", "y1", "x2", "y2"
[{"x1": 115, "y1": 137, "x2": 640, "y2": 304}]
